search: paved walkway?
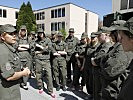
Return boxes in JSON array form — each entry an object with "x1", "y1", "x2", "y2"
[{"x1": 21, "y1": 78, "x2": 91, "y2": 100}]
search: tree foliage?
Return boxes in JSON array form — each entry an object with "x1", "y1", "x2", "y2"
[
  {"x1": 59, "y1": 28, "x2": 67, "y2": 40},
  {"x1": 16, "y1": 2, "x2": 36, "y2": 34}
]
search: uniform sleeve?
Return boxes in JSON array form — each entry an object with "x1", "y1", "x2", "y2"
[
  {"x1": 0, "y1": 54, "x2": 15, "y2": 79},
  {"x1": 101, "y1": 46, "x2": 129, "y2": 80},
  {"x1": 94, "y1": 43, "x2": 111, "y2": 65}
]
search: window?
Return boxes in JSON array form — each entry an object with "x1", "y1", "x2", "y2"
[
  {"x1": 15, "y1": 12, "x2": 18, "y2": 19},
  {"x1": 0, "y1": 9, "x2": 2, "y2": 17},
  {"x1": 129, "y1": 0, "x2": 133, "y2": 8},
  {"x1": 121, "y1": 0, "x2": 128, "y2": 10},
  {"x1": 51, "y1": 23, "x2": 54, "y2": 31},
  {"x1": 51, "y1": 10, "x2": 54, "y2": 18},
  {"x1": 37, "y1": 13, "x2": 39, "y2": 20},
  {"x1": 62, "y1": 8, "x2": 65, "y2": 17},
  {"x1": 3, "y1": 9, "x2": 7, "y2": 18},
  {"x1": 42, "y1": 12, "x2": 45, "y2": 20},
  {"x1": 62, "y1": 22, "x2": 65, "y2": 29},
  {"x1": 58, "y1": 22, "x2": 62, "y2": 30},
  {"x1": 55, "y1": 9, "x2": 57, "y2": 18},
  {"x1": 42, "y1": 24, "x2": 45, "y2": 31},
  {"x1": 58, "y1": 8, "x2": 61, "y2": 17},
  {"x1": 55, "y1": 22, "x2": 57, "y2": 31}
]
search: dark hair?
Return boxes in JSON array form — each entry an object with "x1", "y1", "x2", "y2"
[
  {"x1": 123, "y1": 30, "x2": 133, "y2": 38},
  {"x1": 110, "y1": 30, "x2": 118, "y2": 42}
]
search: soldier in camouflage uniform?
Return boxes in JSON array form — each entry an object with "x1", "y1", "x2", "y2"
[
  {"x1": 17, "y1": 25, "x2": 32, "y2": 90},
  {"x1": 65, "y1": 28, "x2": 79, "y2": 82},
  {"x1": 113, "y1": 17, "x2": 133, "y2": 100},
  {"x1": 91, "y1": 27, "x2": 112, "y2": 100},
  {"x1": 84, "y1": 32, "x2": 99, "y2": 98},
  {"x1": 52, "y1": 32, "x2": 68, "y2": 91},
  {"x1": 34, "y1": 28, "x2": 55, "y2": 98},
  {"x1": 72, "y1": 32, "x2": 88, "y2": 91},
  {"x1": 0, "y1": 24, "x2": 30, "y2": 100}
]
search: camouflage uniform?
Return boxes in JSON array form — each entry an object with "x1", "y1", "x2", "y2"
[
  {"x1": 65, "y1": 28, "x2": 79, "y2": 82},
  {"x1": 35, "y1": 29, "x2": 54, "y2": 93}
]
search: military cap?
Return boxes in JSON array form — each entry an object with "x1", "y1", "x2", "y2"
[
  {"x1": 57, "y1": 32, "x2": 63, "y2": 37},
  {"x1": 0, "y1": 24, "x2": 16, "y2": 34},
  {"x1": 109, "y1": 20, "x2": 127, "y2": 32},
  {"x1": 20, "y1": 25, "x2": 27, "y2": 30},
  {"x1": 69, "y1": 28, "x2": 74, "y2": 33},
  {"x1": 37, "y1": 28, "x2": 44, "y2": 33},
  {"x1": 81, "y1": 32, "x2": 88, "y2": 39},
  {"x1": 123, "y1": 17, "x2": 133, "y2": 35},
  {"x1": 91, "y1": 32, "x2": 97, "y2": 38},
  {"x1": 95, "y1": 26, "x2": 109, "y2": 35},
  {"x1": 30, "y1": 31, "x2": 36, "y2": 35},
  {"x1": 51, "y1": 31, "x2": 56, "y2": 35}
]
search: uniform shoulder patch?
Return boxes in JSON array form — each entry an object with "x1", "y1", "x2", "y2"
[{"x1": 5, "y1": 62, "x2": 12, "y2": 71}]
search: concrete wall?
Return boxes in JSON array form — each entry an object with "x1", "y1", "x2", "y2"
[{"x1": 0, "y1": 6, "x2": 19, "y2": 26}]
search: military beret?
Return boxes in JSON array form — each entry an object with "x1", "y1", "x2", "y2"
[
  {"x1": 0, "y1": 24, "x2": 16, "y2": 34},
  {"x1": 96, "y1": 26, "x2": 110, "y2": 35},
  {"x1": 69, "y1": 28, "x2": 74, "y2": 33},
  {"x1": 124, "y1": 17, "x2": 133, "y2": 35},
  {"x1": 37, "y1": 28, "x2": 44, "y2": 33},
  {"x1": 20, "y1": 25, "x2": 27, "y2": 30}
]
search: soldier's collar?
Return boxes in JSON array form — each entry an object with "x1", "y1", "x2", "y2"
[{"x1": 4, "y1": 42, "x2": 16, "y2": 53}]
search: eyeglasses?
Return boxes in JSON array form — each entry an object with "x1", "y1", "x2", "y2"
[{"x1": 8, "y1": 32, "x2": 17, "y2": 36}]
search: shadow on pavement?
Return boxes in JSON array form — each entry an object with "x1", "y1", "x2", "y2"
[{"x1": 60, "y1": 93, "x2": 78, "y2": 100}]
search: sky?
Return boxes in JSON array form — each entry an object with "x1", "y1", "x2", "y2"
[{"x1": 0, "y1": 0, "x2": 112, "y2": 20}]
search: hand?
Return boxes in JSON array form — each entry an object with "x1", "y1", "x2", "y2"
[
  {"x1": 53, "y1": 52, "x2": 60, "y2": 56},
  {"x1": 75, "y1": 53, "x2": 79, "y2": 57},
  {"x1": 80, "y1": 66, "x2": 84, "y2": 71},
  {"x1": 91, "y1": 58, "x2": 97, "y2": 66},
  {"x1": 22, "y1": 67, "x2": 31, "y2": 76}
]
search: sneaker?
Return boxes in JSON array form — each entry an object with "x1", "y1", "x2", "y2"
[
  {"x1": 20, "y1": 84, "x2": 28, "y2": 90},
  {"x1": 50, "y1": 92, "x2": 56, "y2": 98},
  {"x1": 39, "y1": 89, "x2": 43, "y2": 94},
  {"x1": 56, "y1": 86, "x2": 60, "y2": 91},
  {"x1": 62, "y1": 86, "x2": 67, "y2": 91}
]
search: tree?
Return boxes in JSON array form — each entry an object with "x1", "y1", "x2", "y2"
[
  {"x1": 16, "y1": 2, "x2": 36, "y2": 34},
  {"x1": 59, "y1": 28, "x2": 67, "y2": 40}
]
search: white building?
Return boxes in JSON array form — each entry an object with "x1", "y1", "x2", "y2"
[
  {"x1": 103, "y1": 0, "x2": 133, "y2": 26},
  {"x1": 0, "y1": 5, "x2": 19, "y2": 26},
  {"x1": 34, "y1": 3, "x2": 98, "y2": 38},
  {"x1": 0, "y1": 3, "x2": 98, "y2": 38}
]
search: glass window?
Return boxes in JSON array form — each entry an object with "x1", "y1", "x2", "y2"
[
  {"x1": 3, "y1": 9, "x2": 7, "y2": 18},
  {"x1": 51, "y1": 23, "x2": 54, "y2": 31},
  {"x1": 15, "y1": 12, "x2": 18, "y2": 19},
  {"x1": 42, "y1": 24, "x2": 45, "y2": 31},
  {"x1": 39, "y1": 12, "x2": 42, "y2": 20},
  {"x1": 55, "y1": 9, "x2": 57, "y2": 18},
  {"x1": 62, "y1": 22, "x2": 65, "y2": 29},
  {"x1": 129, "y1": 0, "x2": 133, "y2": 9},
  {"x1": 58, "y1": 22, "x2": 62, "y2": 30},
  {"x1": 0, "y1": 9, "x2": 2, "y2": 17},
  {"x1": 58, "y1": 8, "x2": 61, "y2": 17},
  {"x1": 121, "y1": 0, "x2": 128, "y2": 10},
  {"x1": 55, "y1": 22, "x2": 57, "y2": 31},
  {"x1": 51, "y1": 10, "x2": 54, "y2": 18},
  {"x1": 42, "y1": 12, "x2": 45, "y2": 20},
  {"x1": 37, "y1": 13, "x2": 39, "y2": 20},
  {"x1": 62, "y1": 8, "x2": 65, "y2": 17}
]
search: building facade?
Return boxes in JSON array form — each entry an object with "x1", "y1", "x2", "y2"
[
  {"x1": 0, "y1": 5, "x2": 19, "y2": 26},
  {"x1": 34, "y1": 3, "x2": 98, "y2": 38},
  {"x1": 103, "y1": 0, "x2": 133, "y2": 26},
  {"x1": 0, "y1": 3, "x2": 98, "y2": 38}
]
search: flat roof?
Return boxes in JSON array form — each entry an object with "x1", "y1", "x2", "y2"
[{"x1": 0, "y1": 5, "x2": 19, "y2": 10}]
